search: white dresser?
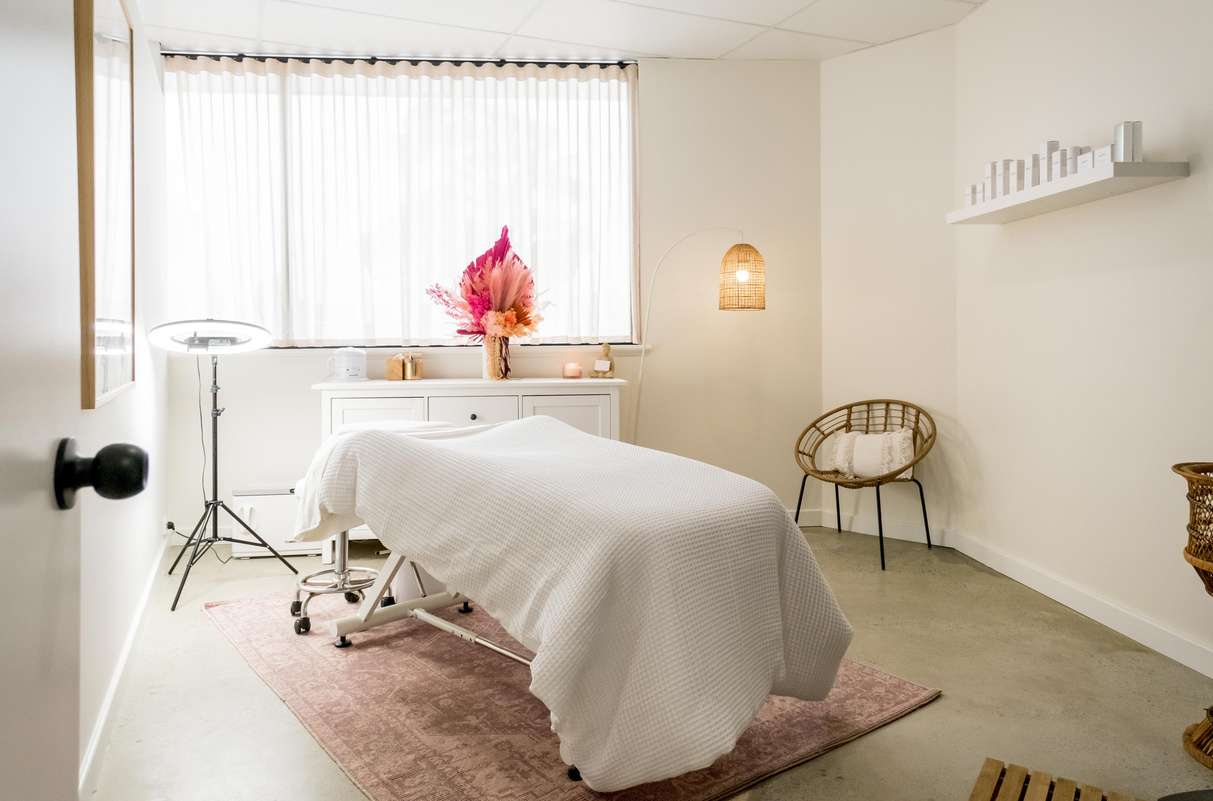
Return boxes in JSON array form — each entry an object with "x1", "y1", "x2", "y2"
[{"x1": 312, "y1": 377, "x2": 626, "y2": 560}]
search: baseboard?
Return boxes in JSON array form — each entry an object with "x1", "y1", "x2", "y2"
[
  {"x1": 787, "y1": 507, "x2": 821, "y2": 527},
  {"x1": 79, "y1": 536, "x2": 168, "y2": 798},
  {"x1": 816, "y1": 510, "x2": 1213, "y2": 680}
]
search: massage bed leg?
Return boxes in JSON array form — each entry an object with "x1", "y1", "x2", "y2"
[
  {"x1": 357, "y1": 553, "x2": 405, "y2": 623},
  {"x1": 330, "y1": 590, "x2": 465, "y2": 637}
]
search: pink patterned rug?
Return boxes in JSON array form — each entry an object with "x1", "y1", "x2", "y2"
[{"x1": 206, "y1": 592, "x2": 939, "y2": 801}]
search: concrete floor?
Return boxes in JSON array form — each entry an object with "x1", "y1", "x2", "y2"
[{"x1": 91, "y1": 529, "x2": 1213, "y2": 801}]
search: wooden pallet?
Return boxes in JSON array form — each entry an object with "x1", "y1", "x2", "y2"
[{"x1": 969, "y1": 757, "x2": 1150, "y2": 801}]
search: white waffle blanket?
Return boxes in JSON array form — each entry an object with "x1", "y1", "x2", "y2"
[{"x1": 293, "y1": 416, "x2": 852, "y2": 791}]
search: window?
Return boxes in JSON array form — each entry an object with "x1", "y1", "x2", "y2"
[{"x1": 163, "y1": 57, "x2": 637, "y2": 346}]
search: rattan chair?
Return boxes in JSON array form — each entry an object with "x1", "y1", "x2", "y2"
[{"x1": 794, "y1": 400, "x2": 936, "y2": 570}]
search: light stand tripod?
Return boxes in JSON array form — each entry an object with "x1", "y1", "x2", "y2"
[{"x1": 169, "y1": 354, "x2": 298, "y2": 610}]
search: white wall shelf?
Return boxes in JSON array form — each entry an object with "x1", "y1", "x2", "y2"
[{"x1": 946, "y1": 161, "x2": 1189, "y2": 225}]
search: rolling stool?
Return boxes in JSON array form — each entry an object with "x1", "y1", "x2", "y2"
[{"x1": 289, "y1": 530, "x2": 392, "y2": 645}]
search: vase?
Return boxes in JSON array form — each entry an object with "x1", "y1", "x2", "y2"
[{"x1": 482, "y1": 336, "x2": 511, "y2": 380}]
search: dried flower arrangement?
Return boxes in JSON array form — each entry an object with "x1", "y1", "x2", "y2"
[{"x1": 427, "y1": 226, "x2": 542, "y2": 380}]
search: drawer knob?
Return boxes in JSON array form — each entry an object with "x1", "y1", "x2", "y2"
[{"x1": 470, "y1": 413, "x2": 477, "y2": 420}]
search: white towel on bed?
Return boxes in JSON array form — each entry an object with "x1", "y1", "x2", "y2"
[{"x1": 294, "y1": 415, "x2": 852, "y2": 792}]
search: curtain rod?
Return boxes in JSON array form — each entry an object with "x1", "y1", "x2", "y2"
[{"x1": 159, "y1": 50, "x2": 634, "y2": 69}]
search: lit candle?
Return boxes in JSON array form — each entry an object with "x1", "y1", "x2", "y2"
[{"x1": 562, "y1": 363, "x2": 582, "y2": 379}]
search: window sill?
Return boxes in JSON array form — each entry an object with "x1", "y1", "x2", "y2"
[{"x1": 166, "y1": 343, "x2": 650, "y2": 360}]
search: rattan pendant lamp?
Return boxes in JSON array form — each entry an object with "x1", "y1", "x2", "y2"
[
  {"x1": 718, "y1": 243, "x2": 766, "y2": 311},
  {"x1": 633, "y1": 229, "x2": 765, "y2": 437}
]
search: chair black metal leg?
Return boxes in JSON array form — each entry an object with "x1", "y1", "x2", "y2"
[
  {"x1": 911, "y1": 477, "x2": 931, "y2": 548},
  {"x1": 834, "y1": 484, "x2": 841, "y2": 532},
  {"x1": 875, "y1": 483, "x2": 886, "y2": 571},
  {"x1": 794, "y1": 474, "x2": 808, "y2": 525}
]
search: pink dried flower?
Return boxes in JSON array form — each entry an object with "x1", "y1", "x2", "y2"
[{"x1": 428, "y1": 226, "x2": 543, "y2": 342}]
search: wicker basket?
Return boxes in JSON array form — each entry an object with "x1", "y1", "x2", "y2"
[
  {"x1": 1172, "y1": 463, "x2": 1213, "y2": 597},
  {"x1": 1185, "y1": 709, "x2": 1213, "y2": 770}
]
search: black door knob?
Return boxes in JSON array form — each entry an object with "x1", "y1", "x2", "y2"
[{"x1": 54, "y1": 438, "x2": 149, "y2": 510}]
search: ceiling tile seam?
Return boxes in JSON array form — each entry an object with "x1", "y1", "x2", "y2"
[
  {"x1": 769, "y1": 0, "x2": 873, "y2": 45},
  {"x1": 712, "y1": 0, "x2": 870, "y2": 57},
  {"x1": 145, "y1": 22, "x2": 264, "y2": 44},
  {"x1": 714, "y1": 29, "x2": 768, "y2": 60},
  {"x1": 769, "y1": 27, "x2": 872, "y2": 45},
  {"x1": 861, "y1": 20, "x2": 971, "y2": 51},
  {"x1": 776, "y1": 0, "x2": 825, "y2": 27},
  {"x1": 274, "y1": 0, "x2": 520, "y2": 37},
  {"x1": 602, "y1": 0, "x2": 764, "y2": 32},
  {"x1": 492, "y1": 0, "x2": 549, "y2": 59},
  {"x1": 494, "y1": 30, "x2": 662, "y2": 59},
  {"x1": 716, "y1": 24, "x2": 873, "y2": 59},
  {"x1": 256, "y1": 0, "x2": 267, "y2": 52}
]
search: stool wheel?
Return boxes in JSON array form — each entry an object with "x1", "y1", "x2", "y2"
[
  {"x1": 567, "y1": 767, "x2": 581, "y2": 782},
  {"x1": 381, "y1": 596, "x2": 395, "y2": 607},
  {"x1": 290, "y1": 600, "x2": 302, "y2": 617},
  {"x1": 294, "y1": 617, "x2": 310, "y2": 635},
  {"x1": 344, "y1": 591, "x2": 361, "y2": 604}
]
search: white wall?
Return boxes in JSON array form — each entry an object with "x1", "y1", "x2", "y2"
[
  {"x1": 636, "y1": 59, "x2": 823, "y2": 508},
  {"x1": 164, "y1": 59, "x2": 824, "y2": 526},
  {"x1": 76, "y1": 0, "x2": 172, "y2": 791},
  {"x1": 820, "y1": 28, "x2": 957, "y2": 536},
  {"x1": 953, "y1": 0, "x2": 1213, "y2": 670},
  {"x1": 820, "y1": 0, "x2": 1213, "y2": 676}
]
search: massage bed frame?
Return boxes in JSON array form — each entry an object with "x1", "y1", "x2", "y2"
[
  {"x1": 290, "y1": 529, "x2": 532, "y2": 666},
  {"x1": 335, "y1": 549, "x2": 532, "y2": 665},
  {"x1": 290, "y1": 535, "x2": 589, "y2": 780}
]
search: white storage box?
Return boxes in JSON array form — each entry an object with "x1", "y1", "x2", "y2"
[{"x1": 231, "y1": 487, "x2": 321, "y2": 558}]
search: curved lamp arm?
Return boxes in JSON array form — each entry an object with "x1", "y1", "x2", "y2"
[{"x1": 632, "y1": 227, "x2": 744, "y2": 441}]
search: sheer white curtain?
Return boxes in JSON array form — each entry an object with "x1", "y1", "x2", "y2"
[{"x1": 164, "y1": 56, "x2": 637, "y2": 346}]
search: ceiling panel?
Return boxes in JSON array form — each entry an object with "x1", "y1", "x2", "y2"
[
  {"x1": 724, "y1": 28, "x2": 868, "y2": 60},
  {"x1": 519, "y1": 0, "x2": 762, "y2": 59},
  {"x1": 139, "y1": 0, "x2": 262, "y2": 42},
  {"x1": 616, "y1": 0, "x2": 817, "y2": 27},
  {"x1": 142, "y1": 0, "x2": 984, "y2": 61},
  {"x1": 262, "y1": 0, "x2": 510, "y2": 57},
  {"x1": 781, "y1": 0, "x2": 975, "y2": 44},
  {"x1": 277, "y1": 0, "x2": 539, "y2": 35},
  {"x1": 496, "y1": 34, "x2": 654, "y2": 61}
]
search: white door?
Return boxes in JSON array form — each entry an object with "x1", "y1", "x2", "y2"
[{"x1": 1, "y1": 3, "x2": 89, "y2": 798}]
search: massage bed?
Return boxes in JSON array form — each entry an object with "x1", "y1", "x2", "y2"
[{"x1": 292, "y1": 415, "x2": 853, "y2": 792}]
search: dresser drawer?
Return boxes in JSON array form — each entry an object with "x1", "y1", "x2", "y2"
[
  {"x1": 331, "y1": 397, "x2": 424, "y2": 430},
  {"x1": 428, "y1": 395, "x2": 519, "y2": 426},
  {"x1": 522, "y1": 395, "x2": 612, "y2": 438}
]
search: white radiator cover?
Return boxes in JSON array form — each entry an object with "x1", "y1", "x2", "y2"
[{"x1": 231, "y1": 488, "x2": 321, "y2": 558}]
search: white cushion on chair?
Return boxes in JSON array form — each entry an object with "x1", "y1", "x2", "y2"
[{"x1": 831, "y1": 428, "x2": 914, "y2": 479}]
